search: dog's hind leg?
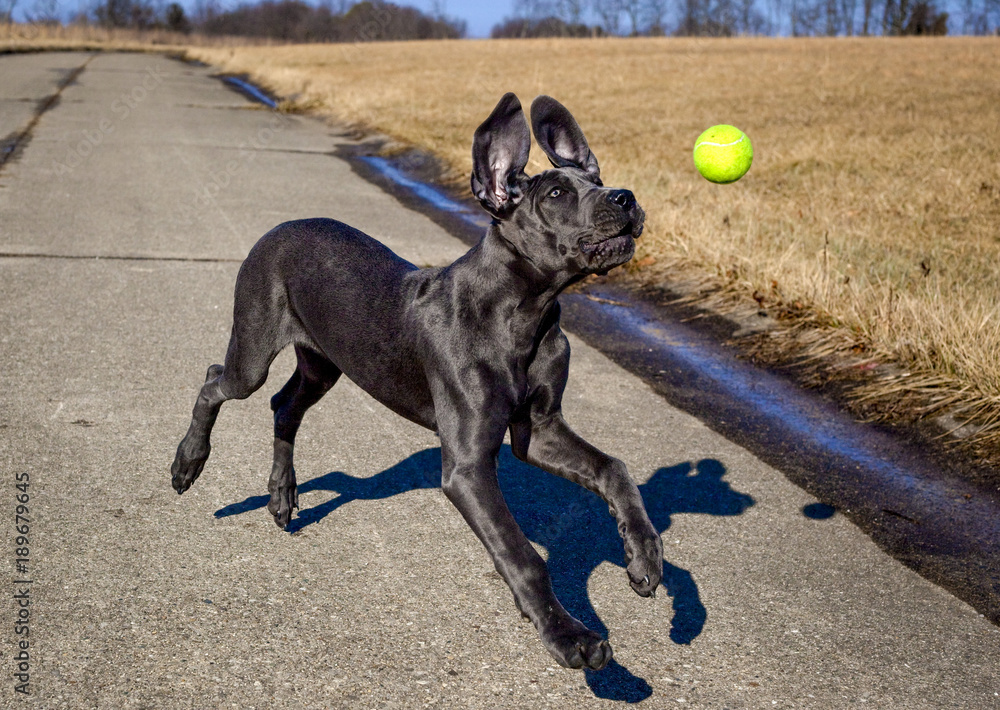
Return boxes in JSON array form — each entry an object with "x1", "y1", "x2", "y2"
[
  {"x1": 171, "y1": 362, "x2": 227, "y2": 494},
  {"x1": 171, "y1": 289, "x2": 290, "y2": 494},
  {"x1": 267, "y1": 345, "x2": 342, "y2": 529}
]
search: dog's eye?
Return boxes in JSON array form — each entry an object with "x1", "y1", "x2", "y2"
[{"x1": 548, "y1": 188, "x2": 563, "y2": 198}]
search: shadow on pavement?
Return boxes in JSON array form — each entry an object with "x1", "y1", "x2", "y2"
[{"x1": 216, "y1": 446, "x2": 754, "y2": 703}]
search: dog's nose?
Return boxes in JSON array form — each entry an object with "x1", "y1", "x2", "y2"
[{"x1": 609, "y1": 189, "x2": 636, "y2": 211}]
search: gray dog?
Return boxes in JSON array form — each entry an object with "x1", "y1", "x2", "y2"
[{"x1": 171, "y1": 93, "x2": 663, "y2": 670}]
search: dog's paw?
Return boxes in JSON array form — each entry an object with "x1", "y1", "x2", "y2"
[
  {"x1": 540, "y1": 617, "x2": 613, "y2": 671},
  {"x1": 171, "y1": 444, "x2": 209, "y2": 494},
  {"x1": 266, "y1": 474, "x2": 298, "y2": 530},
  {"x1": 624, "y1": 527, "x2": 663, "y2": 598}
]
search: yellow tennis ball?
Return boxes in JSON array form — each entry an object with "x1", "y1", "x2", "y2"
[{"x1": 693, "y1": 125, "x2": 753, "y2": 184}]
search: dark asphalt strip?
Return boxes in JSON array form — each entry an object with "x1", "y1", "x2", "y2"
[
  {"x1": 0, "y1": 52, "x2": 95, "y2": 172},
  {"x1": 560, "y1": 286, "x2": 1000, "y2": 626},
  {"x1": 0, "y1": 252, "x2": 243, "y2": 262}
]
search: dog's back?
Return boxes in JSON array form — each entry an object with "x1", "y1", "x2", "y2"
[{"x1": 234, "y1": 218, "x2": 437, "y2": 426}]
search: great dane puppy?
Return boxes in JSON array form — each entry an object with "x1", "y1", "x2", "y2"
[{"x1": 171, "y1": 93, "x2": 663, "y2": 670}]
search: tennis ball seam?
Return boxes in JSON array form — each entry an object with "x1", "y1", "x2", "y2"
[{"x1": 694, "y1": 135, "x2": 746, "y2": 150}]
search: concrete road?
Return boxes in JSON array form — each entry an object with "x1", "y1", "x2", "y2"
[{"x1": 0, "y1": 51, "x2": 997, "y2": 709}]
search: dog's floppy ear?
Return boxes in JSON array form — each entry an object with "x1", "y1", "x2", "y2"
[
  {"x1": 471, "y1": 93, "x2": 531, "y2": 218},
  {"x1": 530, "y1": 95, "x2": 600, "y2": 182}
]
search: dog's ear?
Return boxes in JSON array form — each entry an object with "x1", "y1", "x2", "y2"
[
  {"x1": 530, "y1": 95, "x2": 600, "y2": 182},
  {"x1": 471, "y1": 93, "x2": 531, "y2": 218}
]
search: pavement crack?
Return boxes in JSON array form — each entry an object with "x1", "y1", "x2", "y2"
[
  {"x1": 0, "y1": 252, "x2": 243, "y2": 263},
  {"x1": 0, "y1": 53, "x2": 96, "y2": 173},
  {"x1": 881, "y1": 508, "x2": 920, "y2": 525}
]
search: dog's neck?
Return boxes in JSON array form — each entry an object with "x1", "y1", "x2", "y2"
[
  {"x1": 472, "y1": 224, "x2": 579, "y2": 300},
  {"x1": 435, "y1": 225, "x2": 580, "y2": 339}
]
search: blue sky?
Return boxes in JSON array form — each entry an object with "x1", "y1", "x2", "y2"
[{"x1": 406, "y1": 0, "x2": 516, "y2": 37}]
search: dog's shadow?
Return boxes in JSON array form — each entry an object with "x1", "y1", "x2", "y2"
[{"x1": 216, "y1": 446, "x2": 754, "y2": 703}]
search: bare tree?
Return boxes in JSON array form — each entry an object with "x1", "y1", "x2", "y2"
[
  {"x1": 861, "y1": 0, "x2": 876, "y2": 32},
  {"x1": 621, "y1": 0, "x2": 643, "y2": 33},
  {"x1": 790, "y1": 0, "x2": 825, "y2": 34},
  {"x1": 557, "y1": 0, "x2": 586, "y2": 23},
  {"x1": 27, "y1": 0, "x2": 58, "y2": 21},
  {"x1": 737, "y1": 0, "x2": 759, "y2": 32},
  {"x1": 825, "y1": 0, "x2": 839, "y2": 33},
  {"x1": 165, "y1": 1, "x2": 191, "y2": 31},
  {"x1": 763, "y1": 0, "x2": 783, "y2": 33},
  {"x1": 964, "y1": 0, "x2": 1000, "y2": 32},
  {"x1": 644, "y1": 0, "x2": 668, "y2": 31},
  {"x1": 961, "y1": 0, "x2": 975, "y2": 31},
  {"x1": 676, "y1": 0, "x2": 739, "y2": 35},
  {"x1": 883, "y1": 0, "x2": 910, "y2": 33},
  {"x1": 989, "y1": 0, "x2": 1000, "y2": 32},
  {"x1": 713, "y1": 0, "x2": 738, "y2": 32},
  {"x1": 1, "y1": 0, "x2": 18, "y2": 22},
  {"x1": 191, "y1": 0, "x2": 221, "y2": 25},
  {"x1": 515, "y1": 0, "x2": 558, "y2": 19},
  {"x1": 677, "y1": 0, "x2": 704, "y2": 34},
  {"x1": 592, "y1": 0, "x2": 623, "y2": 34},
  {"x1": 841, "y1": 0, "x2": 857, "y2": 33}
]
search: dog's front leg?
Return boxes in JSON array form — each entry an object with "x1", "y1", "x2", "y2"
[
  {"x1": 436, "y1": 409, "x2": 613, "y2": 670},
  {"x1": 510, "y1": 415, "x2": 663, "y2": 598}
]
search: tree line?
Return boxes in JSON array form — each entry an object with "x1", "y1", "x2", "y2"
[
  {"x1": 494, "y1": 0, "x2": 1000, "y2": 36},
  {"x1": 1, "y1": 0, "x2": 466, "y2": 40},
  {"x1": 3, "y1": 0, "x2": 998, "y2": 38}
]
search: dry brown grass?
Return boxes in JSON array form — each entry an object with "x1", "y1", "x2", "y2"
[
  {"x1": 184, "y1": 37, "x2": 1000, "y2": 451},
  {"x1": 0, "y1": 22, "x2": 260, "y2": 53},
  {"x1": 8, "y1": 31, "x2": 1000, "y2": 452}
]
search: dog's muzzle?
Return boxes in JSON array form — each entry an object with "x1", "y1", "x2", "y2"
[{"x1": 579, "y1": 191, "x2": 644, "y2": 271}]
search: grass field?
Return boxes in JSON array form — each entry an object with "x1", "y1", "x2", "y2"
[
  {"x1": 0, "y1": 22, "x2": 251, "y2": 52},
  {"x1": 184, "y1": 37, "x2": 1000, "y2": 454},
  {"x1": 5, "y1": 29, "x2": 1000, "y2": 455}
]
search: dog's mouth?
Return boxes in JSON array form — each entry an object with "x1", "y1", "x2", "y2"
[
  {"x1": 580, "y1": 220, "x2": 639, "y2": 261},
  {"x1": 617, "y1": 218, "x2": 643, "y2": 239},
  {"x1": 581, "y1": 231, "x2": 630, "y2": 255}
]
